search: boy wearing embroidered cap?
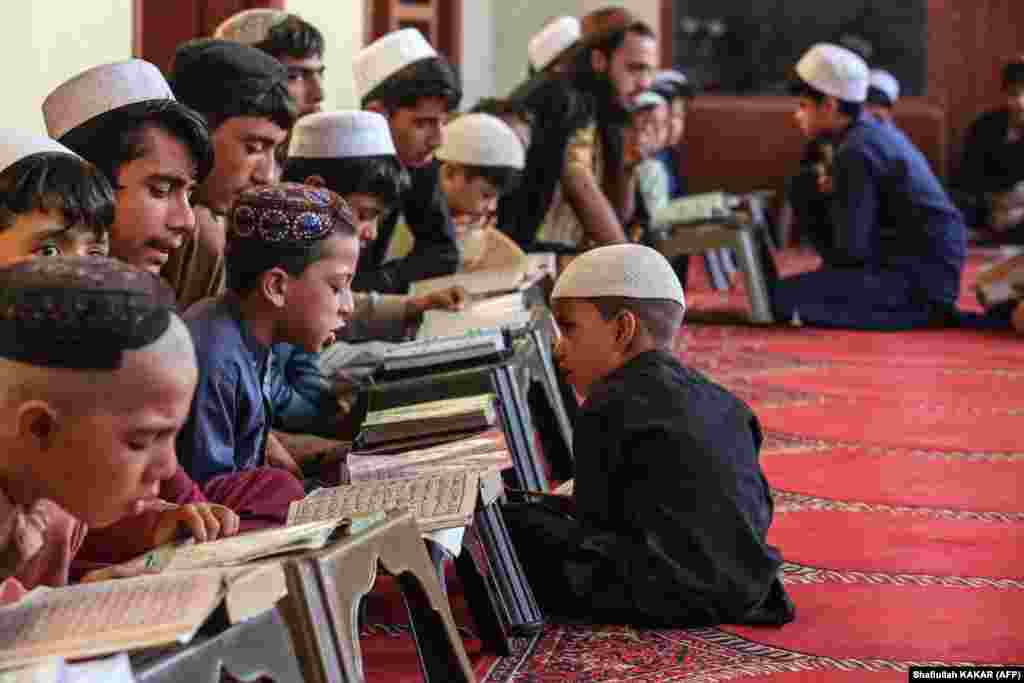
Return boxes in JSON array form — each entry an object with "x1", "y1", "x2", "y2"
[
  {"x1": 0, "y1": 133, "x2": 112, "y2": 264},
  {"x1": 215, "y1": 9, "x2": 326, "y2": 118},
  {"x1": 955, "y1": 57, "x2": 1024, "y2": 244},
  {"x1": 352, "y1": 28, "x2": 461, "y2": 294},
  {"x1": 271, "y1": 111, "x2": 466, "y2": 434},
  {"x1": 176, "y1": 183, "x2": 358, "y2": 499},
  {"x1": 503, "y1": 244, "x2": 794, "y2": 627},
  {"x1": 771, "y1": 43, "x2": 966, "y2": 330},
  {"x1": 0, "y1": 256, "x2": 227, "y2": 601},
  {"x1": 865, "y1": 69, "x2": 900, "y2": 124},
  {"x1": 162, "y1": 39, "x2": 298, "y2": 310},
  {"x1": 43, "y1": 59, "x2": 214, "y2": 276}
]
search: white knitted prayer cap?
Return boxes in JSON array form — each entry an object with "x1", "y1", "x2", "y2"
[
  {"x1": 353, "y1": 29, "x2": 437, "y2": 102},
  {"x1": 0, "y1": 130, "x2": 79, "y2": 174},
  {"x1": 795, "y1": 43, "x2": 869, "y2": 103},
  {"x1": 288, "y1": 110, "x2": 396, "y2": 159},
  {"x1": 868, "y1": 69, "x2": 900, "y2": 105},
  {"x1": 630, "y1": 90, "x2": 667, "y2": 112},
  {"x1": 552, "y1": 244, "x2": 686, "y2": 309},
  {"x1": 653, "y1": 69, "x2": 688, "y2": 88},
  {"x1": 436, "y1": 113, "x2": 525, "y2": 169},
  {"x1": 213, "y1": 8, "x2": 288, "y2": 45},
  {"x1": 528, "y1": 16, "x2": 581, "y2": 71},
  {"x1": 43, "y1": 59, "x2": 175, "y2": 140}
]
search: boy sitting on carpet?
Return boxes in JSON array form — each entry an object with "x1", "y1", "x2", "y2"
[
  {"x1": 503, "y1": 244, "x2": 795, "y2": 627},
  {"x1": 177, "y1": 183, "x2": 359, "y2": 494}
]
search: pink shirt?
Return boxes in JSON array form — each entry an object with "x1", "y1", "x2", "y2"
[{"x1": 0, "y1": 487, "x2": 87, "y2": 604}]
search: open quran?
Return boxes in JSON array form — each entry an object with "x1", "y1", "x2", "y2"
[
  {"x1": 651, "y1": 191, "x2": 737, "y2": 230},
  {"x1": 347, "y1": 433, "x2": 512, "y2": 483},
  {"x1": 0, "y1": 571, "x2": 227, "y2": 670},
  {"x1": 417, "y1": 295, "x2": 534, "y2": 341},
  {"x1": 373, "y1": 328, "x2": 511, "y2": 379},
  {"x1": 136, "y1": 518, "x2": 352, "y2": 573},
  {"x1": 287, "y1": 469, "x2": 482, "y2": 532},
  {"x1": 356, "y1": 394, "x2": 499, "y2": 448}
]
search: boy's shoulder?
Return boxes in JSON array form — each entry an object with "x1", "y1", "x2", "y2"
[{"x1": 182, "y1": 295, "x2": 248, "y2": 366}]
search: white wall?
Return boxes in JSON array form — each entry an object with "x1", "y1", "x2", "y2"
[
  {"x1": 3, "y1": 1, "x2": 133, "y2": 134},
  {"x1": 287, "y1": 0, "x2": 365, "y2": 110}
]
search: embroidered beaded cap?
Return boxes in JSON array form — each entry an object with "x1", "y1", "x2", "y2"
[
  {"x1": 229, "y1": 182, "x2": 356, "y2": 245},
  {"x1": 0, "y1": 256, "x2": 177, "y2": 370}
]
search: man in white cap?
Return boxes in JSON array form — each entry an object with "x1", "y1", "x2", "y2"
[
  {"x1": 771, "y1": 43, "x2": 966, "y2": 329},
  {"x1": 528, "y1": 16, "x2": 581, "y2": 75},
  {"x1": 0, "y1": 132, "x2": 113, "y2": 265},
  {"x1": 270, "y1": 110, "x2": 468, "y2": 434},
  {"x1": 43, "y1": 59, "x2": 214, "y2": 276},
  {"x1": 865, "y1": 69, "x2": 900, "y2": 124},
  {"x1": 161, "y1": 39, "x2": 297, "y2": 309},
  {"x1": 502, "y1": 243, "x2": 794, "y2": 627},
  {"x1": 352, "y1": 28, "x2": 462, "y2": 294},
  {"x1": 215, "y1": 8, "x2": 326, "y2": 118}
]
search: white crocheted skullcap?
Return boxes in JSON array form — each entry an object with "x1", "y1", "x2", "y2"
[
  {"x1": 213, "y1": 8, "x2": 288, "y2": 45},
  {"x1": 528, "y1": 16, "x2": 581, "y2": 71},
  {"x1": 43, "y1": 59, "x2": 175, "y2": 140},
  {"x1": 288, "y1": 110, "x2": 396, "y2": 159},
  {"x1": 435, "y1": 113, "x2": 525, "y2": 169},
  {"x1": 795, "y1": 43, "x2": 869, "y2": 103},
  {"x1": 353, "y1": 28, "x2": 438, "y2": 102},
  {"x1": 0, "y1": 130, "x2": 80, "y2": 174},
  {"x1": 552, "y1": 244, "x2": 685, "y2": 309}
]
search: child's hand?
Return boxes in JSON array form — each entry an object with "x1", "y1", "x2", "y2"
[
  {"x1": 265, "y1": 431, "x2": 303, "y2": 478},
  {"x1": 407, "y1": 286, "x2": 468, "y2": 317},
  {"x1": 140, "y1": 500, "x2": 240, "y2": 547}
]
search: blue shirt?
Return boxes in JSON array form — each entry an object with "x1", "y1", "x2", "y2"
[
  {"x1": 177, "y1": 295, "x2": 276, "y2": 483},
  {"x1": 654, "y1": 147, "x2": 686, "y2": 200},
  {"x1": 828, "y1": 114, "x2": 966, "y2": 305},
  {"x1": 269, "y1": 343, "x2": 333, "y2": 433}
]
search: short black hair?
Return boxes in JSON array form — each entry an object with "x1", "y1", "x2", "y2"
[
  {"x1": 865, "y1": 86, "x2": 894, "y2": 108},
  {"x1": 789, "y1": 77, "x2": 863, "y2": 119},
  {"x1": 449, "y1": 163, "x2": 523, "y2": 196},
  {"x1": 1002, "y1": 59, "x2": 1024, "y2": 91},
  {"x1": 254, "y1": 14, "x2": 325, "y2": 60},
  {"x1": 225, "y1": 228, "x2": 356, "y2": 296},
  {"x1": 0, "y1": 152, "x2": 115, "y2": 237},
  {"x1": 200, "y1": 83, "x2": 297, "y2": 133},
  {"x1": 471, "y1": 97, "x2": 534, "y2": 128},
  {"x1": 362, "y1": 57, "x2": 462, "y2": 112},
  {"x1": 59, "y1": 99, "x2": 214, "y2": 187},
  {"x1": 283, "y1": 156, "x2": 410, "y2": 208},
  {"x1": 591, "y1": 296, "x2": 684, "y2": 348}
]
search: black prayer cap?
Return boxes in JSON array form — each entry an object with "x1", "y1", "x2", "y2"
[
  {"x1": 0, "y1": 256, "x2": 177, "y2": 370},
  {"x1": 229, "y1": 182, "x2": 357, "y2": 246},
  {"x1": 170, "y1": 38, "x2": 289, "y2": 116}
]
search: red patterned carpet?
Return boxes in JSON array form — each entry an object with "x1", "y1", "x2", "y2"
[{"x1": 361, "y1": 248, "x2": 1024, "y2": 681}]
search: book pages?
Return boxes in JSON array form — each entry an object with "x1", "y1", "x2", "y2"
[
  {"x1": 0, "y1": 571, "x2": 225, "y2": 670},
  {"x1": 142, "y1": 519, "x2": 347, "y2": 572},
  {"x1": 287, "y1": 470, "x2": 481, "y2": 532},
  {"x1": 348, "y1": 435, "x2": 509, "y2": 482},
  {"x1": 410, "y1": 263, "x2": 529, "y2": 298}
]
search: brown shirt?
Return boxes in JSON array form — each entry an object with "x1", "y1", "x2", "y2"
[{"x1": 162, "y1": 205, "x2": 227, "y2": 311}]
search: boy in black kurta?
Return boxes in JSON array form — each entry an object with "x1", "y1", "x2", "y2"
[{"x1": 503, "y1": 244, "x2": 794, "y2": 627}]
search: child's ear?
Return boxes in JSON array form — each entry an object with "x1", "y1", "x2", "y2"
[
  {"x1": 16, "y1": 401, "x2": 58, "y2": 451},
  {"x1": 614, "y1": 310, "x2": 640, "y2": 350},
  {"x1": 590, "y1": 48, "x2": 608, "y2": 75},
  {"x1": 261, "y1": 267, "x2": 290, "y2": 308},
  {"x1": 303, "y1": 175, "x2": 327, "y2": 189}
]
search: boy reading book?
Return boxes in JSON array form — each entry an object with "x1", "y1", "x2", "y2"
[
  {"x1": 0, "y1": 257, "x2": 204, "y2": 601},
  {"x1": 176, "y1": 183, "x2": 359, "y2": 503},
  {"x1": 0, "y1": 132, "x2": 112, "y2": 264},
  {"x1": 503, "y1": 244, "x2": 795, "y2": 627},
  {"x1": 273, "y1": 110, "x2": 466, "y2": 435}
]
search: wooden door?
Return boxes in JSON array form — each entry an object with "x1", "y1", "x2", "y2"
[{"x1": 133, "y1": 0, "x2": 286, "y2": 75}]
